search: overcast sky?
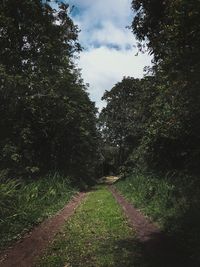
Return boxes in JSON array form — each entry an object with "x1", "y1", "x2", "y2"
[{"x1": 67, "y1": 0, "x2": 152, "y2": 109}]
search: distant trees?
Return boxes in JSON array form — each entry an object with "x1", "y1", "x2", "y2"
[
  {"x1": 99, "y1": 76, "x2": 157, "y2": 173},
  {"x1": 0, "y1": 0, "x2": 99, "y2": 180},
  {"x1": 99, "y1": 77, "x2": 155, "y2": 169}
]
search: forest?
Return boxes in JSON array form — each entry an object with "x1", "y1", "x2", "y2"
[{"x1": 0, "y1": 0, "x2": 200, "y2": 266}]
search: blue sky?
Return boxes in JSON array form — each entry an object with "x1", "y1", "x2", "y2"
[{"x1": 67, "y1": 0, "x2": 152, "y2": 109}]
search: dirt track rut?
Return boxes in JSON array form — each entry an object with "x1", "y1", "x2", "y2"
[{"x1": 0, "y1": 192, "x2": 86, "y2": 267}]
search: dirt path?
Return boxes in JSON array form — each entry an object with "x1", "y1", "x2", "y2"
[
  {"x1": 109, "y1": 186, "x2": 189, "y2": 267},
  {"x1": 0, "y1": 192, "x2": 86, "y2": 267},
  {"x1": 0, "y1": 185, "x2": 190, "y2": 267},
  {"x1": 98, "y1": 176, "x2": 120, "y2": 184},
  {"x1": 35, "y1": 186, "x2": 142, "y2": 267}
]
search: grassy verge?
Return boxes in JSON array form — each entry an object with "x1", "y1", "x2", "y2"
[
  {"x1": 115, "y1": 174, "x2": 177, "y2": 227},
  {"x1": 0, "y1": 173, "x2": 77, "y2": 250},
  {"x1": 115, "y1": 173, "x2": 200, "y2": 265},
  {"x1": 37, "y1": 186, "x2": 143, "y2": 267}
]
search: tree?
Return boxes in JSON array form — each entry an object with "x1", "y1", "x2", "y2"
[
  {"x1": 131, "y1": 0, "x2": 200, "y2": 173},
  {"x1": 99, "y1": 76, "x2": 157, "y2": 171},
  {"x1": 0, "y1": 0, "x2": 99, "y2": 180}
]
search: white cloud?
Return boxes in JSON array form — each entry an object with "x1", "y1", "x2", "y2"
[
  {"x1": 70, "y1": 0, "x2": 132, "y2": 24},
  {"x1": 69, "y1": 0, "x2": 134, "y2": 47},
  {"x1": 78, "y1": 46, "x2": 152, "y2": 110},
  {"x1": 67, "y1": 0, "x2": 152, "y2": 109},
  {"x1": 87, "y1": 21, "x2": 135, "y2": 50}
]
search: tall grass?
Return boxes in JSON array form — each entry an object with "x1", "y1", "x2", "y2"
[
  {"x1": 115, "y1": 173, "x2": 178, "y2": 226},
  {"x1": 115, "y1": 172, "x2": 200, "y2": 264},
  {"x1": 0, "y1": 173, "x2": 77, "y2": 250}
]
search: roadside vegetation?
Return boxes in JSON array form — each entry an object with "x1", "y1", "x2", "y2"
[
  {"x1": 115, "y1": 172, "x2": 200, "y2": 264},
  {"x1": 0, "y1": 172, "x2": 77, "y2": 250},
  {"x1": 116, "y1": 173, "x2": 176, "y2": 227},
  {"x1": 37, "y1": 186, "x2": 142, "y2": 267},
  {"x1": 115, "y1": 172, "x2": 194, "y2": 232}
]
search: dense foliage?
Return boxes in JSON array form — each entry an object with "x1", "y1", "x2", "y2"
[
  {"x1": 0, "y1": 0, "x2": 99, "y2": 181},
  {"x1": 99, "y1": 76, "x2": 157, "y2": 173},
  {"x1": 131, "y1": 0, "x2": 200, "y2": 173}
]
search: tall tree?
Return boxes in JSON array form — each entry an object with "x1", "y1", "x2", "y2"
[
  {"x1": 131, "y1": 0, "x2": 200, "y2": 172},
  {"x1": 0, "y1": 0, "x2": 98, "y2": 180}
]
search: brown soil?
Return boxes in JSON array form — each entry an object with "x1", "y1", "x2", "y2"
[
  {"x1": 0, "y1": 192, "x2": 86, "y2": 267},
  {"x1": 109, "y1": 186, "x2": 189, "y2": 267}
]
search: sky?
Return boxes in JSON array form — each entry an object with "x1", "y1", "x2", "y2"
[{"x1": 67, "y1": 0, "x2": 152, "y2": 109}]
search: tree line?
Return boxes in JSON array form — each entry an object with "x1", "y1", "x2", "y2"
[{"x1": 0, "y1": 0, "x2": 99, "y2": 183}]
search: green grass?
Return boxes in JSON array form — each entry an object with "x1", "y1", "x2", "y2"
[
  {"x1": 36, "y1": 186, "x2": 143, "y2": 267},
  {"x1": 0, "y1": 173, "x2": 77, "y2": 250},
  {"x1": 115, "y1": 174, "x2": 177, "y2": 227}
]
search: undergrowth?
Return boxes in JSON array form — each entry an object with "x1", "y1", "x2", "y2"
[{"x1": 0, "y1": 172, "x2": 77, "y2": 250}]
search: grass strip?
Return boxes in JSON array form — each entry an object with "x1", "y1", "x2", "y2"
[{"x1": 37, "y1": 186, "x2": 142, "y2": 267}]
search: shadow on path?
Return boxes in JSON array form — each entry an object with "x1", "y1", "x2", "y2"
[{"x1": 109, "y1": 186, "x2": 190, "y2": 267}]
